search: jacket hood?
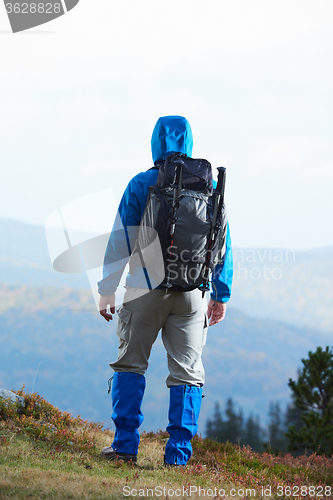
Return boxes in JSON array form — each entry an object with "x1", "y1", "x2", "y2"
[{"x1": 151, "y1": 115, "x2": 193, "y2": 165}]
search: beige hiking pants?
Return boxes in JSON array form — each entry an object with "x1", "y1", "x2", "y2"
[{"x1": 110, "y1": 288, "x2": 208, "y2": 387}]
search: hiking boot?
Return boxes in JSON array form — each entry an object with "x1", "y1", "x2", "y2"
[
  {"x1": 100, "y1": 446, "x2": 137, "y2": 463},
  {"x1": 163, "y1": 455, "x2": 186, "y2": 467}
]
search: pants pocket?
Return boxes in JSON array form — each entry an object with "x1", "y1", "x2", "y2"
[
  {"x1": 202, "y1": 313, "x2": 208, "y2": 348},
  {"x1": 116, "y1": 306, "x2": 132, "y2": 345}
]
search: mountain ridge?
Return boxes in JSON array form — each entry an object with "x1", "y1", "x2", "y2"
[
  {"x1": 0, "y1": 284, "x2": 331, "y2": 434},
  {"x1": 1, "y1": 216, "x2": 332, "y2": 332}
]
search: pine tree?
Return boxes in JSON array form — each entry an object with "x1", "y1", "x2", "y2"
[
  {"x1": 206, "y1": 399, "x2": 243, "y2": 445},
  {"x1": 264, "y1": 401, "x2": 288, "y2": 454},
  {"x1": 206, "y1": 402, "x2": 227, "y2": 443},
  {"x1": 243, "y1": 413, "x2": 264, "y2": 452},
  {"x1": 225, "y1": 398, "x2": 243, "y2": 445},
  {"x1": 284, "y1": 400, "x2": 303, "y2": 433},
  {"x1": 286, "y1": 346, "x2": 333, "y2": 456},
  {"x1": 206, "y1": 399, "x2": 264, "y2": 451}
]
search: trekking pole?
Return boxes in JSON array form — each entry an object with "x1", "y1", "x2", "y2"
[
  {"x1": 200, "y1": 167, "x2": 226, "y2": 297},
  {"x1": 170, "y1": 158, "x2": 183, "y2": 238},
  {"x1": 164, "y1": 157, "x2": 184, "y2": 290}
]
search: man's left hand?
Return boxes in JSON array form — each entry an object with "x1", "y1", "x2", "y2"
[{"x1": 207, "y1": 299, "x2": 227, "y2": 326}]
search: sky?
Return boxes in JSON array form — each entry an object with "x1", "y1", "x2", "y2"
[{"x1": 1, "y1": 0, "x2": 333, "y2": 250}]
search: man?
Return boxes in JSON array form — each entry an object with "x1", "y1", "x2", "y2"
[{"x1": 98, "y1": 115, "x2": 233, "y2": 465}]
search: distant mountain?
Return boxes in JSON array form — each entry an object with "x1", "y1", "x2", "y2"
[
  {"x1": 231, "y1": 246, "x2": 333, "y2": 333},
  {"x1": 0, "y1": 218, "x2": 50, "y2": 265},
  {"x1": 1, "y1": 217, "x2": 332, "y2": 333},
  {"x1": 0, "y1": 217, "x2": 332, "y2": 433},
  {"x1": 0, "y1": 284, "x2": 331, "y2": 434},
  {"x1": 0, "y1": 218, "x2": 90, "y2": 289}
]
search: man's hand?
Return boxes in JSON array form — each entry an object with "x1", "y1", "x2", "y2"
[
  {"x1": 207, "y1": 298, "x2": 227, "y2": 326},
  {"x1": 99, "y1": 294, "x2": 116, "y2": 322}
]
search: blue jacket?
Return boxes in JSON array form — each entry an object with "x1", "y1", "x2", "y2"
[{"x1": 98, "y1": 116, "x2": 233, "y2": 302}]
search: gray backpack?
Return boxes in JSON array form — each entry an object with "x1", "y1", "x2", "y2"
[{"x1": 135, "y1": 153, "x2": 227, "y2": 293}]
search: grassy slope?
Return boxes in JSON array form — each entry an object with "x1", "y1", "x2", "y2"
[{"x1": 0, "y1": 392, "x2": 332, "y2": 500}]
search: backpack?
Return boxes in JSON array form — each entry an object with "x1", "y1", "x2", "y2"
[{"x1": 134, "y1": 153, "x2": 227, "y2": 293}]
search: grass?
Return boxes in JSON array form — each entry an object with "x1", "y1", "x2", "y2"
[{"x1": 0, "y1": 389, "x2": 332, "y2": 499}]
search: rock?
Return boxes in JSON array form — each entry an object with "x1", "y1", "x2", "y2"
[{"x1": 0, "y1": 389, "x2": 24, "y2": 407}]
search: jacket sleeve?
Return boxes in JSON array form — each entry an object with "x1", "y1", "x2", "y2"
[
  {"x1": 210, "y1": 222, "x2": 233, "y2": 303},
  {"x1": 97, "y1": 181, "x2": 142, "y2": 297}
]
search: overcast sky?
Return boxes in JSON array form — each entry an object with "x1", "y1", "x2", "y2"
[{"x1": 1, "y1": 0, "x2": 332, "y2": 249}]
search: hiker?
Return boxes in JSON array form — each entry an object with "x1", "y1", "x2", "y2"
[{"x1": 98, "y1": 115, "x2": 233, "y2": 465}]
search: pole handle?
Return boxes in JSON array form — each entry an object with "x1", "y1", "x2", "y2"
[{"x1": 216, "y1": 167, "x2": 226, "y2": 195}]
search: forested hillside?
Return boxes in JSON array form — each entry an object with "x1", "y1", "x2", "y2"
[
  {"x1": 0, "y1": 284, "x2": 330, "y2": 434},
  {"x1": 1, "y1": 217, "x2": 332, "y2": 433},
  {"x1": 1, "y1": 218, "x2": 332, "y2": 332}
]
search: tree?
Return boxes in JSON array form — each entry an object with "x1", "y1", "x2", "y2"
[
  {"x1": 206, "y1": 398, "x2": 243, "y2": 445},
  {"x1": 206, "y1": 402, "x2": 226, "y2": 443},
  {"x1": 225, "y1": 398, "x2": 243, "y2": 444},
  {"x1": 206, "y1": 398, "x2": 263, "y2": 451},
  {"x1": 264, "y1": 401, "x2": 288, "y2": 454},
  {"x1": 243, "y1": 413, "x2": 264, "y2": 452},
  {"x1": 286, "y1": 346, "x2": 333, "y2": 456}
]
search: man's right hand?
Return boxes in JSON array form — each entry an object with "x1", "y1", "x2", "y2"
[{"x1": 99, "y1": 294, "x2": 116, "y2": 322}]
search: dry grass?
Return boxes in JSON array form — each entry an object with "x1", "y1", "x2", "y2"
[
  {"x1": 0, "y1": 419, "x2": 242, "y2": 500},
  {"x1": 1, "y1": 391, "x2": 332, "y2": 499}
]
